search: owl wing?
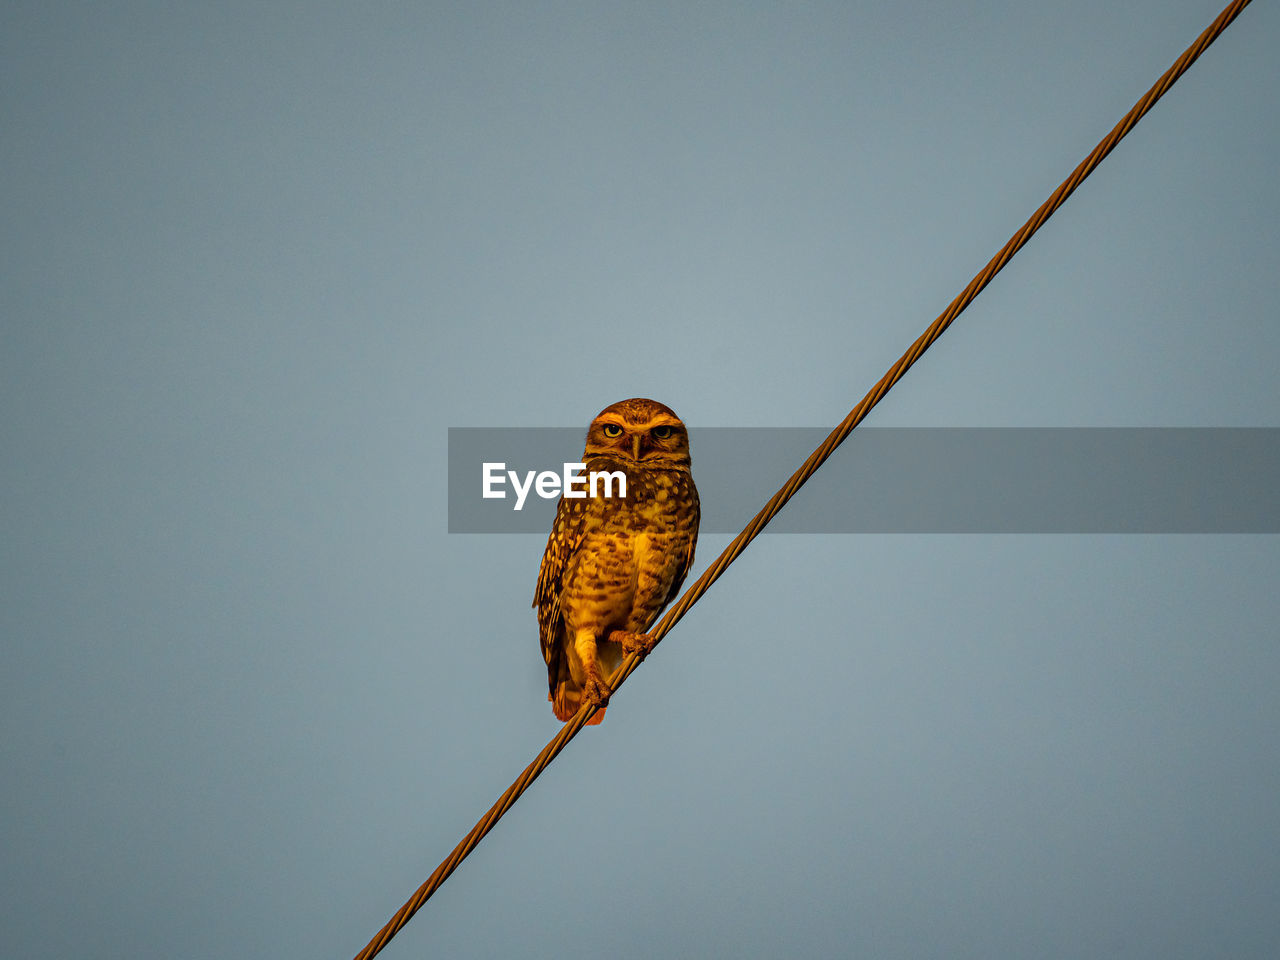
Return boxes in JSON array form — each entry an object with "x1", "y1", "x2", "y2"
[
  {"x1": 534, "y1": 492, "x2": 590, "y2": 685},
  {"x1": 660, "y1": 485, "x2": 700, "y2": 611}
]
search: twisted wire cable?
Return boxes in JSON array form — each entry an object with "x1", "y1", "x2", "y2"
[{"x1": 354, "y1": 2, "x2": 1253, "y2": 955}]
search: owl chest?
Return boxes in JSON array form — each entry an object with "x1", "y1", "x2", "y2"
[
  {"x1": 561, "y1": 531, "x2": 677, "y2": 628},
  {"x1": 554, "y1": 464, "x2": 696, "y2": 631}
]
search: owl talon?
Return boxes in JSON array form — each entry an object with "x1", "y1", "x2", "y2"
[
  {"x1": 612, "y1": 630, "x2": 657, "y2": 661},
  {"x1": 581, "y1": 671, "x2": 612, "y2": 711}
]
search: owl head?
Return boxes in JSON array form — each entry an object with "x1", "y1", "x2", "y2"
[{"x1": 583, "y1": 398, "x2": 691, "y2": 467}]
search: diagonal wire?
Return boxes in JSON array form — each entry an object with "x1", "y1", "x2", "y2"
[{"x1": 354, "y1": 1, "x2": 1253, "y2": 956}]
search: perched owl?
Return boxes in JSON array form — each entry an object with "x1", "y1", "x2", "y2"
[{"x1": 534, "y1": 398, "x2": 700, "y2": 724}]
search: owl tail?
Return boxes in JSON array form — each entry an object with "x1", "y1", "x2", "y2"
[{"x1": 552, "y1": 685, "x2": 606, "y2": 725}]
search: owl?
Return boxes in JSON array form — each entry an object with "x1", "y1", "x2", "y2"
[{"x1": 534, "y1": 398, "x2": 700, "y2": 724}]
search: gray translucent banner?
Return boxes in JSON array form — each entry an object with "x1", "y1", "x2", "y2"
[{"x1": 447, "y1": 428, "x2": 1279, "y2": 534}]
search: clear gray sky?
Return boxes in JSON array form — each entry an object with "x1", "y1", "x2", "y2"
[{"x1": 3, "y1": 2, "x2": 1277, "y2": 958}]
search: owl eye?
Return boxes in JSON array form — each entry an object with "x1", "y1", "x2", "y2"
[
  {"x1": 651, "y1": 425, "x2": 673, "y2": 440},
  {"x1": 602, "y1": 424, "x2": 623, "y2": 438}
]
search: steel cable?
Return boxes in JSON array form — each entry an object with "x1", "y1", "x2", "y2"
[{"x1": 354, "y1": 2, "x2": 1253, "y2": 955}]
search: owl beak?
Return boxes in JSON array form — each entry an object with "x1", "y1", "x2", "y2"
[{"x1": 632, "y1": 434, "x2": 642, "y2": 460}]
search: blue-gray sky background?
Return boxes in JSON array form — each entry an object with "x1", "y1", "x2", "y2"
[{"x1": 2, "y1": 2, "x2": 1277, "y2": 958}]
